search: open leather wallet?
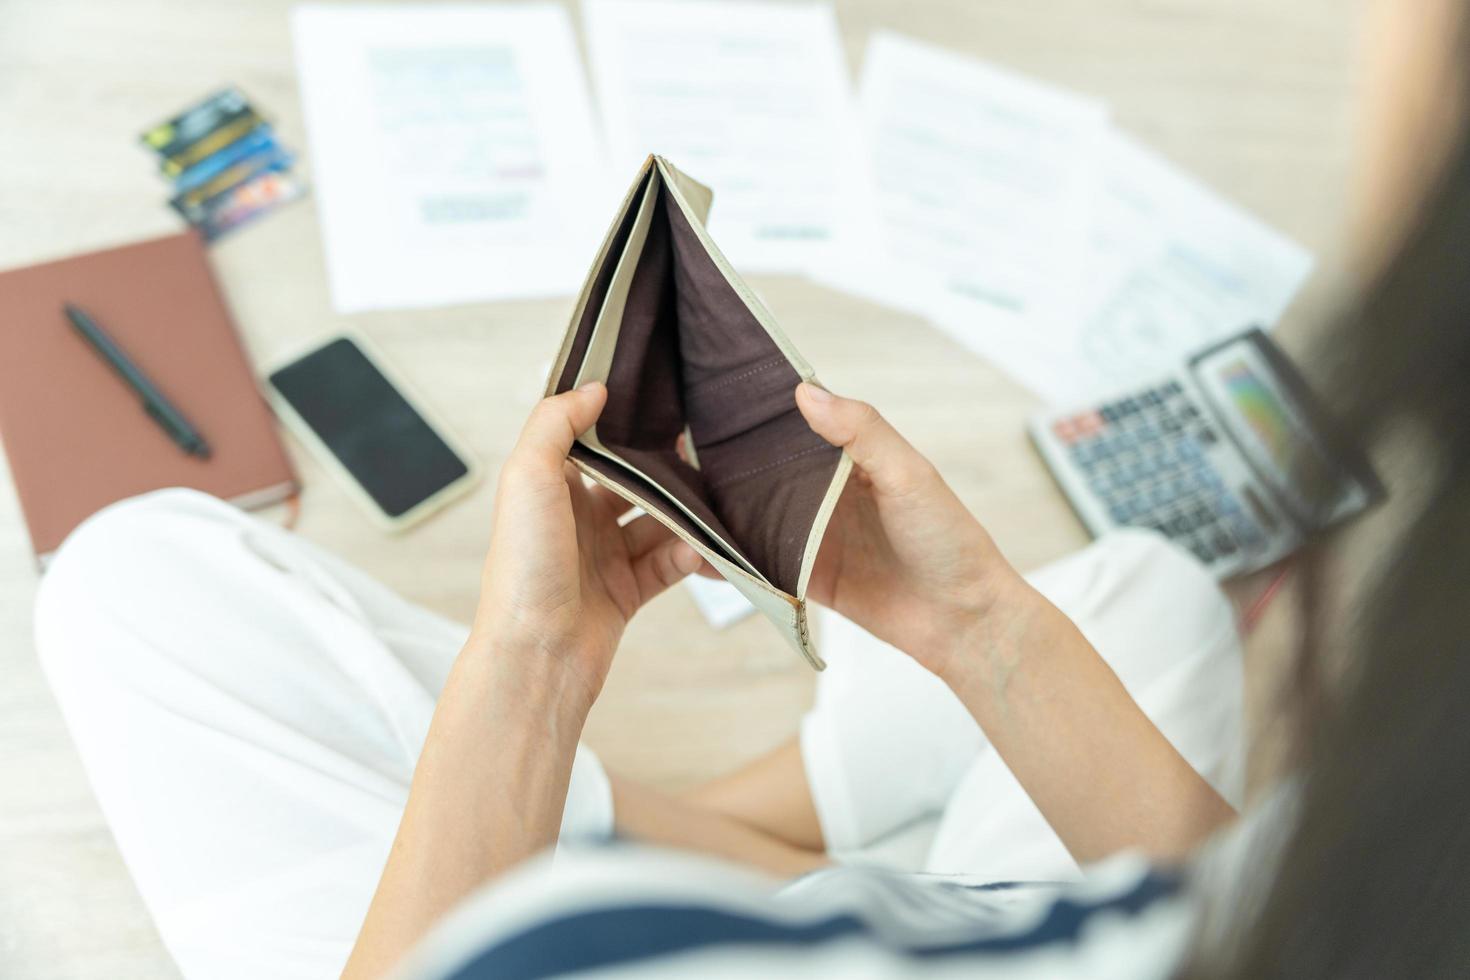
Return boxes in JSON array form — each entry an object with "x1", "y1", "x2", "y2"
[{"x1": 545, "y1": 156, "x2": 853, "y2": 669}]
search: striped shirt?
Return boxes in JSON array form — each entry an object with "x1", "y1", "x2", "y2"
[{"x1": 396, "y1": 845, "x2": 1201, "y2": 979}]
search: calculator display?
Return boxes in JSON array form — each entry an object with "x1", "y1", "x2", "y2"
[{"x1": 1193, "y1": 341, "x2": 1357, "y2": 526}]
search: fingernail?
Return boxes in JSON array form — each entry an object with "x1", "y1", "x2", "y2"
[
  {"x1": 577, "y1": 380, "x2": 602, "y2": 393},
  {"x1": 802, "y1": 382, "x2": 833, "y2": 403},
  {"x1": 674, "y1": 542, "x2": 701, "y2": 572}
]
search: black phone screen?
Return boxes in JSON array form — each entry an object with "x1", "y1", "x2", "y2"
[{"x1": 267, "y1": 337, "x2": 469, "y2": 518}]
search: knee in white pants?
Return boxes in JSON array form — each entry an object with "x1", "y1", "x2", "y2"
[
  {"x1": 34, "y1": 488, "x2": 248, "y2": 679},
  {"x1": 1107, "y1": 526, "x2": 1234, "y2": 634},
  {"x1": 1033, "y1": 528, "x2": 1239, "y2": 691}
]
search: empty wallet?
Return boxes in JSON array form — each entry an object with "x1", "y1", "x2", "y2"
[{"x1": 545, "y1": 156, "x2": 852, "y2": 669}]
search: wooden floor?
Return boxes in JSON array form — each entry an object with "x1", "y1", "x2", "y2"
[{"x1": 0, "y1": 0, "x2": 1367, "y2": 975}]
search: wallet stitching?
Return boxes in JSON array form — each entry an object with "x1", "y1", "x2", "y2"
[
  {"x1": 709, "y1": 442, "x2": 834, "y2": 489},
  {"x1": 689, "y1": 357, "x2": 788, "y2": 394}
]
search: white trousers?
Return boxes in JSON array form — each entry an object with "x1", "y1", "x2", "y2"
[
  {"x1": 802, "y1": 529, "x2": 1245, "y2": 877},
  {"x1": 36, "y1": 489, "x2": 1242, "y2": 980},
  {"x1": 36, "y1": 489, "x2": 613, "y2": 980}
]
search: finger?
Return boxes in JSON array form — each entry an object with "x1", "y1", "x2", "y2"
[
  {"x1": 587, "y1": 481, "x2": 637, "y2": 520},
  {"x1": 795, "y1": 382, "x2": 932, "y2": 497},
  {"x1": 509, "y1": 383, "x2": 608, "y2": 479},
  {"x1": 631, "y1": 537, "x2": 703, "y2": 603},
  {"x1": 622, "y1": 512, "x2": 677, "y2": 557}
]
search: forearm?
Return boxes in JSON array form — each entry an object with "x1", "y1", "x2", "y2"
[
  {"x1": 938, "y1": 573, "x2": 1237, "y2": 865},
  {"x1": 341, "y1": 641, "x2": 591, "y2": 980}
]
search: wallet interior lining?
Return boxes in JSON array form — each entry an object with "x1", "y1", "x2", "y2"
[
  {"x1": 571, "y1": 173, "x2": 764, "y2": 579},
  {"x1": 556, "y1": 168, "x2": 842, "y2": 596}
]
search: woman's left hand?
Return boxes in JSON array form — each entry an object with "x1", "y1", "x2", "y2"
[{"x1": 468, "y1": 382, "x2": 703, "y2": 711}]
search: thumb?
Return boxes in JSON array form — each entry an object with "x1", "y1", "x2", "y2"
[
  {"x1": 795, "y1": 382, "x2": 931, "y2": 497},
  {"x1": 510, "y1": 382, "x2": 607, "y2": 475}
]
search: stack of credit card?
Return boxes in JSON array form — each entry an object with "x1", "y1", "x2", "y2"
[{"x1": 140, "y1": 88, "x2": 305, "y2": 241}]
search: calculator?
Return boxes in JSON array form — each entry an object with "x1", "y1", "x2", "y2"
[{"x1": 1029, "y1": 328, "x2": 1384, "y2": 579}]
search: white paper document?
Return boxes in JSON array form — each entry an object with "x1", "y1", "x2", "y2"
[
  {"x1": 819, "y1": 32, "x2": 1109, "y2": 378},
  {"x1": 583, "y1": 0, "x2": 870, "y2": 274},
  {"x1": 292, "y1": 4, "x2": 606, "y2": 313},
  {"x1": 1063, "y1": 132, "x2": 1315, "y2": 398},
  {"x1": 824, "y1": 32, "x2": 1312, "y2": 404}
]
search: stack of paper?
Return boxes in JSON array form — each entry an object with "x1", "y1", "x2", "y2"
[
  {"x1": 291, "y1": 1, "x2": 1313, "y2": 406},
  {"x1": 292, "y1": 4, "x2": 606, "y2": 312},
  {"x1": 583, "y1": 0, "x2": 870, "y2": 276},
  {"x1": 821, "y1": 31, "x2": 1313, "y2": 403}
]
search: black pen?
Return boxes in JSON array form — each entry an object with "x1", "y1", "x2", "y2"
[{"x1": 63, "y1": 303, "x2": 212, "y2": 459}]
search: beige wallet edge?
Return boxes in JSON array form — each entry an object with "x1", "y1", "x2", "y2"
[
  {"x1": 544, "y1": 156, "x2": 661, "y2": 397},
  {"x1": 571, "y1": 457, "x2": 824, "y2": 670}
]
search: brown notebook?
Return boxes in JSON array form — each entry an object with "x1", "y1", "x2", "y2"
[{"x1": 0, "y1": 231, "x2": 297, "y2": 562}]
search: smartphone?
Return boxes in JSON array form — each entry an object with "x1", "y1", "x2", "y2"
[{"x1": 264, "y1": 334, "x2": 479, "y2": 530}]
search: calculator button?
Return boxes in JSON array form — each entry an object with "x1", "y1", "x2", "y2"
[
  {"x1": 1212, "y1": 532, "x2": 1238, "y2": 556},
  {"x1": 1196, "y1": 426, "x2": 1218, "y2": 446},
  {"x1": 1230, "y1": 518, "x2": 1267, "y2": 550}
]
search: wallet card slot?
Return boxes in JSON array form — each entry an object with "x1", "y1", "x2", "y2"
[
  {"x1": 575, "y1": 173, "x2": 661, "y2": 390},
  {"x1": 570, "y1": 443, "x2": 727, "y2": 558},
  {"x1": 578, "y1": 428, "x2": 764, "y2": 581},
  {"x1": 554, "y1": 168, "x2": 653, "y2": 395}
]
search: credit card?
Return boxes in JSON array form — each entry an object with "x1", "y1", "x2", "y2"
[
  {"x1": 195, "y1": 170, "x2": 305, "y2": 241},
  {"x1": 172, "y1": 126, "x2": 279, "y2": 193},
  {"x1": 160, "y1": 110, "x2": 266, "y2": 177},
  {"x1": 141, "y1": 86, "x2": 302, "y2": 243},
  {"x1": 169, "y1": 145, "x2": 294, "y2": 221},
  {"x1": 140, "y1": 88, "x2": 252, "y2": 160}
]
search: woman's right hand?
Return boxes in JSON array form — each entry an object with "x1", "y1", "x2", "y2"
[{"x1": 794, "y1": 382, "x2": 1021, "y2": 679}]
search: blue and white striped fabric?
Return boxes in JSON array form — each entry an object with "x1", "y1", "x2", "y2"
[{"x1": 396, "y1": 845, "x2": 1198, "y2": 979}]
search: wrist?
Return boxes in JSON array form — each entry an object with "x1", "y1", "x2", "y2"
[
  {"x1": 457, "y1": 627, "x2": 603, "y2": 726},
  {"x1": 927, "y1": 567, "x2": 1041, "y2": 693}
]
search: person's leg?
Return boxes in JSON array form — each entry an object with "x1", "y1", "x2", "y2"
[
  {"x1": 611, "y1": 772, "x2": 828, "y2": 877},
  {"x1": 682, "y1": 529, "x2": 1242, "y2": 877},
  {"x1": 686, "y1": 601, "x2": 984, "y2": 867},
  {"x1": 34, "y1": 489, "x2": 611, "y2": 980},
  {"x1": 921, "y1": 528, "x2": 1244, "y2": 879},
  {"x1": 680, "y1": 739, "x2": 825, "y2": 852}
]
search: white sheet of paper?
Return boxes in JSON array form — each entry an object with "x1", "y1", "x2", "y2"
[
  {"x1": 583, "y1": 0, "x2": 871, "y2": 275},
  {"x1": 1059, "y1": 132, "x2": 1315, "y2": 400},
  {"x1": 292, "y1": 4, "x2": 606, "y2": 313},
  {"x1": 684, "y1": 575, "x2": 756, "y2": 630},
  {"x1": 819, "y1": 32, "x2": 1109, "y2": 377}
]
